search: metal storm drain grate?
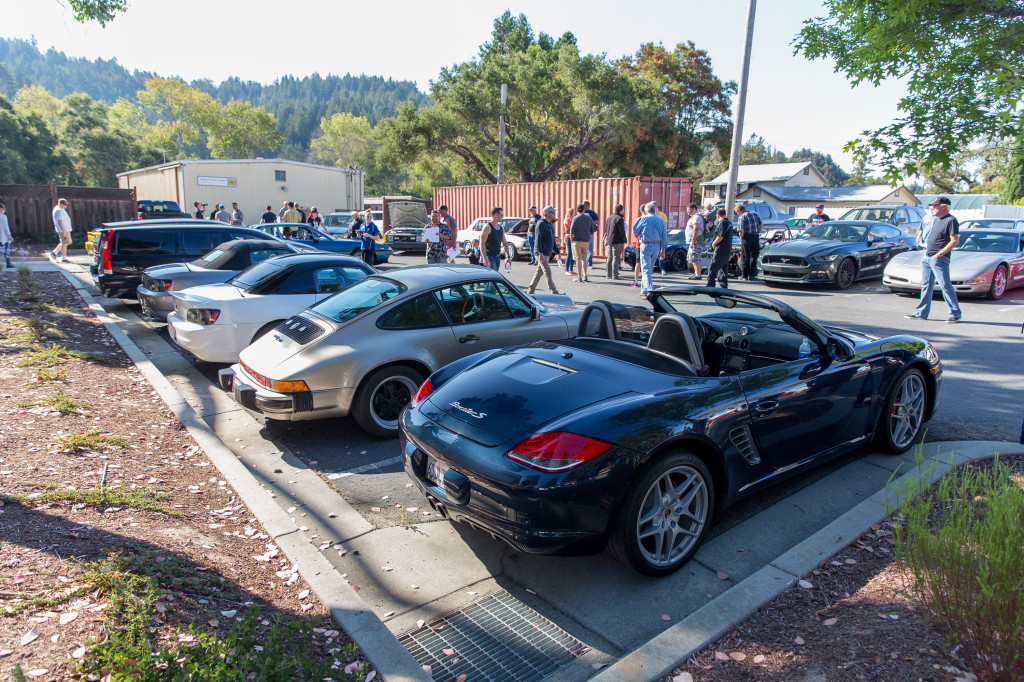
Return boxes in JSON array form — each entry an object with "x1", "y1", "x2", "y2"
[{"x1": 398, "y1": 590, "x2": 588, "y2": 682}]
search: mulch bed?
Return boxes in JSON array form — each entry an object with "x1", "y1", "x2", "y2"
[
  {"x1": 0, "y1": 270, "x2": 372, "y2": 680},
  {"x1": 659, "y1": 456, "x2": 1024, "y2": 682}
]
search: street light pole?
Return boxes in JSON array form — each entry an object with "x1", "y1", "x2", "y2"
[{"x1": 725, "y1": 0, "x2": 757, "y2": 215}]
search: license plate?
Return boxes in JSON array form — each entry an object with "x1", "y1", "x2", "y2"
[
  {"x1": 426, "y1": 457, "x2": 448, "y2": 486},
  {"x1": 396, "y1": 236, "x2": 412, "y2": 241}
]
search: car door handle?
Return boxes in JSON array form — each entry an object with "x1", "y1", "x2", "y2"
[
  {"x1": 800, "y1": 362, "x2": 824, "y2": 379},
  {"x1": 458, "y1": 334, "x2": 479, "y2": 344},
  {"x1": 753, "y1": 401, "x2": 779, "y2": 416}
]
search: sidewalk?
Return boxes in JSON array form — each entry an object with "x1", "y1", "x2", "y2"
[{"x1": 13, "y1": 259, "x2": 1024, "y2": 682}]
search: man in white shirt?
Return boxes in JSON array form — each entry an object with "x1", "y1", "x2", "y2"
[
  {"x1": 0, "y1": 202, "x2": 13, "y2": 268},
  {"x1": 52, "y1": 198, "x2": 72, "y2": 263}
]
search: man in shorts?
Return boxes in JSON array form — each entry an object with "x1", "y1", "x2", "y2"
[{"x1": 51, "y1": 198, "x2": 72, "y2": 263}]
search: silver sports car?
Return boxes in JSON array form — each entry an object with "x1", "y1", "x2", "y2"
[
  {"x1": 218, "y1": 264, "x2": 583, "y2": 438},
  {"x1": 882, "y1": 228, "x2": 1024, "y2": 300}
]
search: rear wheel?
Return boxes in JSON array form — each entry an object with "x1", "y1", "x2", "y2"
[
  {"x1": 874, "y1": 367, "x2": 928, "y2": 454},
  {"x1": 670, "y1": 250, "x2": 687, "y2": 272},
  {"x1": 609, "y1": 451, "x2": 714, "y2": 576},
  {"x1": 351, "y1": 365, "x2": 425, "y2": 439},
  {"x1": 986, "y1": 265, "x2": 1007, "y2": 300},
  {"x1": 833, "y1": 258, "x2": 856, "y2": 290}
]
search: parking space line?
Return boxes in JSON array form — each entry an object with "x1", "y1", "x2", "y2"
[{"x1": 327, "y1": 455, "x2": 404, "y2": 478}]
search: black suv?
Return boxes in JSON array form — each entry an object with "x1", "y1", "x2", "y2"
[
  {"x1": 91, "y1": 221, "x2": 292, "y2": 298},
  {"x1": 137, "y1": 200, "x2": 191, "y2": 220}
]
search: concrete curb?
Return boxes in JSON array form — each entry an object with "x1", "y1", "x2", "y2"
[
  {"x1": 591, "y1": 440, "x2": 1024, "y2": 682},
  {"x1": 56, "y1": 268, "x2": 430, "y2": 682}
]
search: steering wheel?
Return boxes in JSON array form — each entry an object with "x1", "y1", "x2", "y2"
[{"x1": 461, "y1": 293, "x2": 486, "y2": 321}]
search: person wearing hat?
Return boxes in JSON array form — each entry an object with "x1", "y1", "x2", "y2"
[
  {"x1": 51, "y1": 198, "x2": 72, "y2": 263},
  {"x1": 526, "y1": 206, "x2": 561, "y2": 295},
  {"x1": 307, "y1": 206, "x2": 324, "y2": 231},
  {"x1": 526, "y1": 205, "x2": 540, "y2": 265},
  {"x1": 214, "y1": 204, "x2": 232, "y2": 224},
  {"x1": 906, "y1": 197, "x2": 961, "y2": 323},
  {"x1": 807, "y1": 203, "x2": 831, "y2": 226}
]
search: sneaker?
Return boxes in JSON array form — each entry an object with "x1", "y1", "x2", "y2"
[
  {"x1": 583, "y1": 276, "x2": 589, "y2": 283},
  {"x1": 946, "y1": 316, "x2": 960, "y2": 323},
  {"x1": 904, "y1": 313, "x2": 923, "y2": 319},
  {"x1": 59, "y1": 257, "x2": 67, "y2": 263},
  {"x1": 631, "y1": 281, "x2": 639, "y2": 287},
  {"x1": 688, "y1": 275, "x2": 700, "y2": 280}
]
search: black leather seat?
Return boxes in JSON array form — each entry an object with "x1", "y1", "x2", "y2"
[
  {"x1": 577, "y1": 300, "x2": 619, "y2": 339},
  {"x1": 646, "y1": 313, "x2": 709, "y2": 376}
]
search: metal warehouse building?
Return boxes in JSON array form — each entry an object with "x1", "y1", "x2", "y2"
[{"x1": 117, "y1": 159, "x2": 364, "y2": 220}]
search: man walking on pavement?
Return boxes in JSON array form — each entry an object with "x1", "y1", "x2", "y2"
[
  {"x1": 807, "y1": 203, "x2": 831, "y2": 226},
  {"x1": 604, "y1": 204, "x2": 626, "y2": 279},
  {"x1": 706, "y1": 208, "x2": 734, "y2": 288},
  {"x1": 0, "y1": 203, "x2": 13, "y2": 269},
  {"x1": 527, "y1": 206, "x2": 561, "y2": 295},
  {"x1": 906, "y1": 196, "x2": 962, "y2": 323},
  {"x1": 480, "y1": 207, "x2": 510, "y2": 271},
  {"x1": 570, "y1": 204, "x2": 595, "y2": 282},
  {"x1": 230, "y1": 202, "x2": 244, "y2": 226},
  {"x1": 632, "y1": 202, "x2": 667, "y2": 298},
  {"x1": 735, "y1": 202, "x2": 762, "y2": 280},
  {"x1": 51, "y1": 198, "x2": 72, "y2": 263},
  {"x1": 527, "y1": 205, "x2": 540, "y2": 265},
  {"x1": 583, "y1": 200, "x2": 599, "y2": 268}
]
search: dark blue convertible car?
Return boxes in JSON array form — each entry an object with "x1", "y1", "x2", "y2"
[{"x1": 400, "y1": 288, "x2": 941, "y2": 576}]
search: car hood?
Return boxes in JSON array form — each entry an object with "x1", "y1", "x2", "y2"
[
  {"x1": 388, "y1": 201, "x2": 430, "y2": 228},
  {"x1": 424, "y1": 348, "x2": 631, "y2": 442},
  {"x1": 766, "y1": 239, "x2": 853, "y2": 257},
  {"x1": 170, "y1": 282, "x2": 245, "y2": 306},
  {"x1": 888, "y1": 250, "x2": 1006, "y2": 274}
]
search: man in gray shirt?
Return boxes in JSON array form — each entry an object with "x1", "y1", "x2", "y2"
[{"x1": 906, "y1": 196, "x2": 961, "y2": 322}]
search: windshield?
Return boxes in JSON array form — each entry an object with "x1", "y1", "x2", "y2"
[
  {"x1": 841, "y1": 208, "x2": 894, "y2": 222},
  {"x1": 658, "y1": 292, "x2": 786, "y2": 326},
  {"x1": 667, "y1": 230, "x2": 688, "y2": 244},
  {"x1": 954, "y1": 231, "x2": 1020, "y2": 253},
  {"x1": 961, "y1": 219, "x2": 1018, "y2": 230},
  {"x1": 228, "y1": 259, "x2": 285, "y2": 289},
  {"x1": 323, "y1": 215, "x2": 348, "y2": 227},
  {"x1": 798, "y1": 223, "x2": 867, "y2": 242},
  {"x1": 308, "y1": 277, "x2": 407, "y2": 324},
  {"x1": 502, "y1": 218, "x2": 528, "y2": 233}
]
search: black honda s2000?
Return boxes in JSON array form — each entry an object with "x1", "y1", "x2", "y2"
[{"x1": 400, "y1": 288, "x2": 941, "y2": 576}]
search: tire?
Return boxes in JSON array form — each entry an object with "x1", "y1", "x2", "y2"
[
  {"x1": 608, "y1": 451, "x2": 715, "y2": 577},
  {"x1": 873, "y1": 367, "x2": 928, "y2": 454},
  {"x1": 670, "y1": 250, "x2": 687, "y2": 272},
  {"x1": 462, "y1": 240, "x2": 472, "y2": 254},
  {"x1": 833, "y1": 258, "x2": 856, "y2": 290},
  {"x1": 251, "y1": 320, "x2": 283, "y2": 345},
  {"x1": 351, "y1": 365, "x2": 425, "y2": 439},
  {"x1": 986, "y1": 265, "x2": 1008, "y2": 300},
  {"x1": 509, "y1": 244, "x2": 520, "y2": 261}
]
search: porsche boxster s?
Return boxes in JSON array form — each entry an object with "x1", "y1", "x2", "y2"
[{"x1": 400, "y1": 288, "x2": 941, "y2": 576}]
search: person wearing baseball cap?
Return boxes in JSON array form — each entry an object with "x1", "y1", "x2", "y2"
[
  {"x1": 907, "y1": 196, "x2": 961, "y2": 323},
  {"x1": 526, "y1": 206, "x2": 561, "y2": 295},
  {"x1": 527, "y1": 205, "x2": 540, "y2": 265},
  {"x1": 807, "y1": 203, "x2": 831, "y2": 226}
]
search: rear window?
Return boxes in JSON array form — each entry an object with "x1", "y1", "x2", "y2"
[
  {"x1": 139, "y1": 201, "x2": 182, "y2": 212},
  {"x1": 116, "y1": 230, "x2": 176, "y2": 255},
  {"x1": 309, "y1": 277, "x2": 406, "y2": 324},
  {"x1": 324, "y1": 215, "x2": 348, "y2": 227},
  {"x1": 229, "y1": 259, "x2": 286, "y2": 289}
]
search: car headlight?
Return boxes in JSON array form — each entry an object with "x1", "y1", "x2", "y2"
[
  {"x1": 962, "y1": 275, "x2": 986, "y2": 285},
  {"x1": 185, "y1": 308, "x2": 220, "y2": 325},
  {"x1": 810, "y1": 254, "x2": 840, "y2": 263}
]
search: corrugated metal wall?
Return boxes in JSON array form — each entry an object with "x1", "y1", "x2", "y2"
[
  {"x1": 0, "y1": 184, "x2": 135, "y2": 236},
  {"x1": 434, "y1": 177, "x2": 692, "y2": 258}
]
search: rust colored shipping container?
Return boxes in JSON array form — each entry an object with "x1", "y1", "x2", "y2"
[{"x1": 433, "y1": 177, "x2": 692, "y2": 259}]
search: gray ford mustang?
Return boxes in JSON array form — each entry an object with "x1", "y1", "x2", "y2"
[{"x1": 218, "y1": 264, "x2": 583, "y2": 438}]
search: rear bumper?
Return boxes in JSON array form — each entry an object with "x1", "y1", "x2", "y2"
[
  {"x1": 136, "y1": 286, "x2": 174, "y2": 320},
  {"x1": 93, "y1": 274, "x2": 142, "y2": 299},
  {"x1": 166, "y1": 314, "x2": 251, "y2": 364},
  {"x1": 222, "y1": 365, "x2": 352, "y2": 421}
]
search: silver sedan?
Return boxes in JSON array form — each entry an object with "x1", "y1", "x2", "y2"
[
  {"x1": 882, "y1": 228, "x2": 1024, "y2": 300},
  {"x1": 218, "y1": 264, "x2": 583, "y2": 438}
]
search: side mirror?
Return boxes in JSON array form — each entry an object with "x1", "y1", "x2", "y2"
[{"x1": 531, "y1": 306, "x2": 541, "y2": 321}]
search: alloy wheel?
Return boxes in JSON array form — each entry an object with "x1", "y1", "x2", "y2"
[
  {"x1": 889, "y1": 371, "x2": 926, "y2": 450},
  {"x1": 635, "y1": 465, "x2": 709, "y2": 568},
  {"x1": 992, "y1": 267, "x2": 1007, "y2": 298},
  {"x1": 370, "y1": 375, "x2": 418, "y2": 427}
]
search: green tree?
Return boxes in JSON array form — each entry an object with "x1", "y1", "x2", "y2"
[
  {"x1": 137, "y1": 77, "x2": 218, "y2": 156},
  {"x1": 376, "y1": 12, "x2": 652, "y2": 183},
  {"x1": 206, "y1": 100, "x2": 284, "y2": 159},
  {"x1": 310, "y1": 113, "x2": 375, "y2": 168},
  {"x1": 794, "y1": 0, "x2": 1024, "y2": 182},
  {"x1": 13, "y1": 84, "x2": 62, "y2": 134},
  {"x1": 0, "y1": 95, "x2": 64, "y2": 183},
  {"x1": 740, "y1": 134, "x2": 786, "y2": 165},
  {"x1": 65, "y1": 0, "x2": 127, "y2": 25},
  {"x1": 788, "y1": 148, "x2": 849, "y2": 185},
  {"x1": 844, "y1": 155, "x2": 882, "y2": 186}
]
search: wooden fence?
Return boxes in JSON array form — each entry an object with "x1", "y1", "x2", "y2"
[{"x1": 0, "y1": 184, "x2": 136, "y2": 237}]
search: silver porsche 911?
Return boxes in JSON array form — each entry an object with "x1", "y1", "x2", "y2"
[
  {"x1": 218, "y1": 264, "x2": 583, "y2": 438},
  {"x1": 882, "y1": 228, "x2": 1024, "y2": 300}
]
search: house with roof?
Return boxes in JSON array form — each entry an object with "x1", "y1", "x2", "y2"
[
  {"x1": 739, "y1": 184, "x2": 920, "y2": 218},
  {"x1": 700, "y1": 162, "x2": 826, "y2": 205}
]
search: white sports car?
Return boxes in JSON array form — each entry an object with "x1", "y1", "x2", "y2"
[
  {"x1": 167, "y1": 253, "x2": 374, "y2": 363},
  {"x1": 882, "y1": 228, "x2": 1024, "y2": 300}
]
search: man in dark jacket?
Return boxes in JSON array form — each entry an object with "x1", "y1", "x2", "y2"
[
  {"x1": 526, "y1": 206, "x2": 561, "y2": 295},
  {"x1": 603, "y1": 204, "x2": 626, "y2": 279},
  {"x1": 347, "y1": 211, "x2": 364, "y2": 239}
]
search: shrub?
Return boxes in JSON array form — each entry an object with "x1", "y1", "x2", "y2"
[{"x1": 890, "y1": 455, "x2": 1024, "y2": 681}]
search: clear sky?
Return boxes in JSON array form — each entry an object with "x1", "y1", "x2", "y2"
[{"x1": 4, "y1": 0, "x2": 907, "y2": 172}]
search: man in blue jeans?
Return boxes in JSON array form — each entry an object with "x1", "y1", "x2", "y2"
[
  {"x1": 631, "y1": 203, "x2": 667, "y2": 297},
  {"x1": 906, "y1": 196, "x2": 961, "y2": 323},
  {"x1": 526, "y1": 205, "x2": 540, "y2": 265}
]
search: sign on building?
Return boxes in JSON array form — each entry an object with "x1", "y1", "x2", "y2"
[{"x1": 197, "y1": 176, "x2": 238, "y2": 188}]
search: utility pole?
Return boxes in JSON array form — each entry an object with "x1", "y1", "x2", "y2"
[
  {"x1": 725, "y1": 0, "x2": 757, "y2": 215},
  {"x1": 486, "y1": 83, "x2": 518, "y2": 184}
]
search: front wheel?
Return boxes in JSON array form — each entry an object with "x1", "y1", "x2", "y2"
[
  {"x1": 670, "y1": 250, "x2": 687, "y2": 272},
  {"x1": 609, "y1": 451, "x2": 714, "y2": 576},
  {"x1": 874, "y1": 367, "x2": 928, "y2": 454},
  {"x1": 462, "y1": 240, "x2": 472, "y2": 254},
  {"x1": 833, "y1": 258, "x2": 856, "y2": 290},
  {"x1": 986, "y1": 265, "x2": 1007, "y2": 300},
  {"x1": 351, "y1": 365, "x2": 425, "y2": 439}
]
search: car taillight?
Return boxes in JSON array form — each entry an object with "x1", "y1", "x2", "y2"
[
  {"x1": 147, "y1": 278, "x2": 172, "y2": 291},
  {"x1": 506, "y1": 432, "x2": 615, "y2": 473},
  {"x1": 185, "y1": 308, "x2": 221, "y2": 325},
  {"x1": 100, "y1": 237, "x2": 113, "y2": 275},
  {"x1": 411, "y1": 377, "x2": 433, "y2": 407}
]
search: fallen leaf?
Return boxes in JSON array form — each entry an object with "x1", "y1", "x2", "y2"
[
  {"x1": 72, "y1": 646, "x2": 87, "y2": 659},
  {"x1": 26, "y1": 669, "x2": 48, "y2": 678},
  {"x1": 715, "y1": 651, "x2": 730, "y2": 661},
  {"x1": 59, "y1": 612, "x2": 79, "y2": 625},
  {"x1": 753, "y1": 654, "x2": 766, "y2": 663},
  {"x1": 798, "y1": 580, "x2": 813, "y2": 589},
  {"x1": 21, "y1": 626, "x2": 40, "y2": 646},
  {"x1": 301, "y1": 604, "x2": 313, "y2": 611},
  {"x1": 729, "y1": 652, "x2": 746, "y2": 661},
  {"x1": 406, "y1": 507, "x2": 419, "y2": 512},
  {"x1": 12, "y1": 575, "x2": 25, "y2": 585},
  {"x1": 370, "y1": 507, "x2": 381, "y2": 512},
  {"x1": 823, "y1": 617, "x2": 838, "y2": 626},
  {"x1": 455, "y1": 675, "x2": 466, "y2": 682},
  {"x1": 673, "y1": 674, "x2": 693, "y2": 682},
  {"x1": 297, "y1": 590, "x2": 309, "y2": 600},
  {"x1": 382, "y1": 566, "x2": 393, "y2": 572},
  {"x1": 155, "y1": 602, "x2": 167, "y2": 614},
  {"x1": 365, "y1": 673, "x2": 376, "y2": 682},
  {"x1": 844, "y1": 558, "x2": 857, "y2": 565},
  {"x1": 0, "y1": 650, "x2": 12, "y2": 658},
  {"x1": 442, "y1": 648, "x2": 455, "y2": 656},
  {"x1": 716, "y1": 571, "x2": 730, "y2": 580},
  {"x1": 795, "y1": 636, "x2": 805, "y2": 645},
  {"x1": 221, "y1": 610, "x2": 237, "y2": 618},
  {"x1": 416, "y1": 619, "x2": 425, "y2": 628},
  {"x1": 208, "y1": 619, "x2": 219, "y2": 627},
  {"x1": 383, "y1": 611, "x2": 395, "y2": 618},
  {"x1": 661, "y1": 614, "x2": 671, "y2": 621},
  {"x1": 422, "y1": 666, "x2": 432, "y2": 675},
  {"x1": 593, "y1": 663, "x2": 608, "y2": 670},
  {"x1": 870, "y1": 524, "x2": 881, "y2": 530}
]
